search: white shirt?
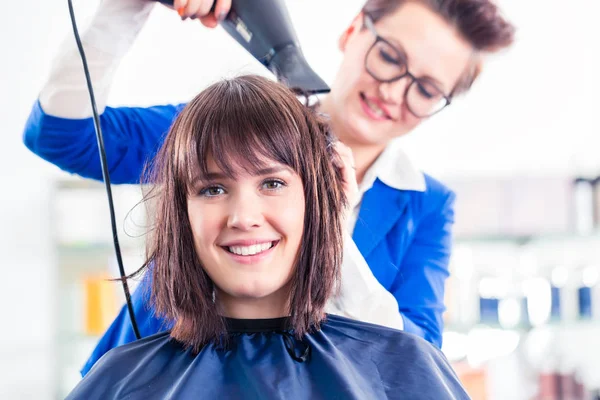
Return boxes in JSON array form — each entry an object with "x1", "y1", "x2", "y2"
[
  {"x1": 346, "y1": 140, "x2": 426, "y2": 233},
  {"x1": 328, "y1": 141, "x2": 426, "y2": 330},
  {"x1": 39, "y1": 0, "x2": 427, "y2": 331}
]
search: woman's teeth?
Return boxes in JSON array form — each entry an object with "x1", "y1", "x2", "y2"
[
  {"x1": 361, "y1": 93, "x2": 389, "y2": 119},
  {"x1": 228, "y1": 242, "x2": 274, "y2": 256},
  {"x1": 365, "y1": 98, "x2": 387, "y2": 118}
]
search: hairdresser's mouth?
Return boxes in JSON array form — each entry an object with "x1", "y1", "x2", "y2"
[{"x1": 359, "y1": 92, "x2": 393, "y2": 121}]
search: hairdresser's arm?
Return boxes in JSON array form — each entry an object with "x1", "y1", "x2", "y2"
[
  {"x1": 23, "y1": 101, "x2": 183, "y2": 183},
  {"x1": 22, "y1": 0, "x2": 183, "y2": 183},
  {"x1": 40, "y1": 0, "x2": 154, "y2": 119}
]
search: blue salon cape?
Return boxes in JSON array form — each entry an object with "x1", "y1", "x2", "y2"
[
  {"x1": 66, "y1": 314, "x2": 469, "y2": 400},
  {"x1": 23, "y1": 101, "x2": 455, "y2": 371}
]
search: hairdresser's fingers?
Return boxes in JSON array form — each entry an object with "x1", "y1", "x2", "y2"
[
  {"x1": 172, "y1": 0, "x2": 188, "y2": 12},
  {"x1": 184, "y1": 0, "x2": 205, "y2": 18},
  {"x1": 178, "y1": 0, "x2": 211, "y2": 19},
  {"x1": 215, "y1": 0, "x2": 232, "y2": 20},
  {"x1": 199, "y1": 0, "x2": 230, "y2": 27},
  {"x1": 199, "y1": 14, "x2": 219, "y2": 27},
  {"x1": 333, "y1": 142, "x2": 359, "y2": 208},
  {"x1": 174, "y1": 0, "x2": 196, "y2": 19},
  {"x1": 196, "y1": 0, "x2": 215, "y2": 17}
]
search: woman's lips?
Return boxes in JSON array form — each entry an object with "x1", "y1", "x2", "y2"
[
  {"x1": 221, "y1": 240, "x2": 280, "y2": 265},
  {"x1": 359, "y1": 92, "x2": 393, "y2": 121}
]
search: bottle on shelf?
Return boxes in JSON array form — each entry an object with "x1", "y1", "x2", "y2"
[
  {"x1": 573, "y1": 177, "x2": 595, "y2": 235},
  {"x1": 578, "y1": 266, "x2": 599, "y2": 320},
  {"x1": 593, "y1": 176, "x2": 600, "y2": 229}
]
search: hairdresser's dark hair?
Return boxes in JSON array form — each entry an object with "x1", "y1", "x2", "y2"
[
  {"x1": 141, "y1": 75, "x2": 346, "y2": 352},
  {"x1": 363, "y1": 0, "x2": 515, "y2": 94}
]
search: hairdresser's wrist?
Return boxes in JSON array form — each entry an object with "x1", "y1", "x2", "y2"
[
  {"x1": 83, "y1": 0, "x2": 155, "y2": 58},
  {"x1": 39, "y1": 0, "x2": 154, "y2": 118}
]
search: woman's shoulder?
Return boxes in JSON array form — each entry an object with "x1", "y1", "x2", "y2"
[
  {"x1": 375, "y1": 142, "x2": 454, "y2": 204},
  {"x1": 322, "y1": 314, "x2": 444, "y2": 355},
  {"x1": 107, "y1": 329, "x2": 174, "y2": 351},
  {"x1": 422, "y1": 173, "x2": 453, "y2": 197},
  {"x1": 67, "y1": 331, "x2": 181, "y2": 399},
  {"x1": 320, "y1": 314, "x2": 470, "y2": 399}
]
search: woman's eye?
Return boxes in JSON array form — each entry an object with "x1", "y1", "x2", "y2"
[
  {"x1": 199, "y1": 186, "x2": 225, "y2": 197},
  {"x1": 379, "y1": 49, "x2": 400, "y2": 65},
  {"x1": 417, "y1": 83, "x2": 435, "y2": 99},
  {"x1": 262, "y1": 179, "x2": 286, "y2": 191}
]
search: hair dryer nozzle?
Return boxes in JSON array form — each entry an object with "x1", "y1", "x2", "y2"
[{"x1": 268, "y1": 45, "x2": 330, "y2": 95}]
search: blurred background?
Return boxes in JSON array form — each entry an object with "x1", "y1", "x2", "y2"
[{"x1": 2, "y1": 0, "x2": 600, "y2": 399}]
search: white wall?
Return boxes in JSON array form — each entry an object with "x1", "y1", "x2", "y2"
[
  {"x1": 404, "y1": 0, "x2": 600, "y2": 178},
  {"x1": 1, "y1": 1, "x2": 61, "y2": 398},
  {"x1": 2, "y1": 0, "x2": 599, "y2": 398}
]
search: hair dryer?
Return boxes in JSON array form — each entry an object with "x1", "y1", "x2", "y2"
[{"x1": 157, "y1": 0, "x2": 330, "y2": 94}]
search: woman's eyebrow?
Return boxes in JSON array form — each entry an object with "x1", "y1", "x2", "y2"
[
  {"x1": 419, "y1": 75, "x2": 446, "y2": 92},
  {"x1": 383, "y1": 35, "x2": 409, "y2": 63},
  {"x1": 191, "y1": 166, "x2": 292, "y2": 184},
  {"x1": 191, "y1": 172, "x2": 228, "y2": 184},
  {"x1": 254, "y1": 166, "x2": 293, "y2": 176},
  {"x1": 381, "y1": 34, "x2": 446, "y2": 91}
]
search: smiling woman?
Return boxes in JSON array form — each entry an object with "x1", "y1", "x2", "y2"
[
  {"x1": 65, "y1": 75, "x2": 470, "y2": 399},
  {"x1": 145, "y1": 75, "x2": 345, "y2": 349}
]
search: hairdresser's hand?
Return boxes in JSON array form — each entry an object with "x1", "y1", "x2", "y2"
[
  {"x1": 333, "y1": 142, "x2": 359, "y2": 224},
  {"x1": 172, "y1": 0, "x2": 231, "y2": 28}
]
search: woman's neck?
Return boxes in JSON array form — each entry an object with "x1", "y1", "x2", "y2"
[
  {"x1": 216, "y1": 287, "x2": 291, "y2": 320},
  {"x1": 319, "y1": 96, "x2": 386, "y2": 184}
]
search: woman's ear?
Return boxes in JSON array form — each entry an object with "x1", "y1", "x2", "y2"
[{"x1": 338, "y1": 12, "x2": 364, "y2": 52}]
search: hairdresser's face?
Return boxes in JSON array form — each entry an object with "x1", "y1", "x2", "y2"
[
  {"x1": 329, "y1": 2, "x2": 473, "y2": 147},
  {"x1": 187, "y1": 157, "x2": 305, "y2": 318}
]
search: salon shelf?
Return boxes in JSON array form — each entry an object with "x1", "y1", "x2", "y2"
[
  {"x1": 444, "y1": 319, "x2": 600, "y2": 334},
  {"x1": 454, "y1": 230, "x2": 600, "y2": 246}
]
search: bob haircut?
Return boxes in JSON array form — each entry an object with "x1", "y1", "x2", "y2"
[
  {"x1": 140, "y1": 75, "x2": 346, "y2": 352},
  {"x1": 362, "y1": 0, "x2": 515, "y2": 95}
]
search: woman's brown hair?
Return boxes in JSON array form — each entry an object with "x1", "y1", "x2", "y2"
[
  {"x1": 363, "y1": 0, "x2": 516, "y2": 94},
  {"x1": 140, "y1": 75, "x2": 345, "y2": 352}
]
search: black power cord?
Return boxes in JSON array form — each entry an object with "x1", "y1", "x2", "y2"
[{"x1": 67, "y1": 0, "x2": 141, "y2": 340}]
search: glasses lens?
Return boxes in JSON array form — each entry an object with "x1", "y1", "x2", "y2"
[
  {"x1": 406, "y1": 79, "x2": 447, "y2": 117},
  {"x1": 366, "y1": 40, "x2": 407, "y2": 82}
]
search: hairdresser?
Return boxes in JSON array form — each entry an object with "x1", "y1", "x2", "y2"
[{"x1": 22, "y1": 0, "x2": 514, "y2": 372}]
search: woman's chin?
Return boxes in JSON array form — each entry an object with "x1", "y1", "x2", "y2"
[
  {"x1": 345, "y1": 117, "x2": 387, "y2": 146},
  {"x1": 226, "y1": 282, "x2": 281, "y2": 301}
]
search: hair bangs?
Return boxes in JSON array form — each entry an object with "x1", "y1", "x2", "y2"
[{"x1": 181, "y1": 78, "x2": 307, "y2": 188}]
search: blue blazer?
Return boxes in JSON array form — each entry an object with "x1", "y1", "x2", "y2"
[{"x1": 23, "y1": 101, "x2": 455, "y2": 375}]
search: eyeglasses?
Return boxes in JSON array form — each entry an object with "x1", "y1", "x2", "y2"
[{"x1": 363, "y1": 14, "x2": 452, "y2": 118}]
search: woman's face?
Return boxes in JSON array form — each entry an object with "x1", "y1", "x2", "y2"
[
  {"x1": 187, "y1": 156, "x2": 305, "y2": 318},
  {"x1": 328, "y1": 1, "x2": 474, "y2": 147}
]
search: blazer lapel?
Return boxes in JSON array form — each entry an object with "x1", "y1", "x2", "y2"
[{"x1": 352, "y1": 179, "x2": 410, "y2": 258}]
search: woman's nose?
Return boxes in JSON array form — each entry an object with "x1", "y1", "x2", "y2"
[
  {"x1": 226, "y1": 195, "x2": 264, "y2": 231},
  {"x1": 378, "y1": 77, "x2": 410, "y2": 107}
]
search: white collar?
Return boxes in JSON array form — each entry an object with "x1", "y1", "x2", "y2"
[{"x1": 359, "y1": 140, "x2": 426, "y2": 194}]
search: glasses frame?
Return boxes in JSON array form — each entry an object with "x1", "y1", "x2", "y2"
[{"x1": 363, "y1": 14, "x2": 452, "y2": 118}]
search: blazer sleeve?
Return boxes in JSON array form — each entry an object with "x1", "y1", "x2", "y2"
[
  {"x1": 389, "y1": 189, "x2": 455, "y2": 348},
  {"x1": 22, "y1": 100, "x2": 184, "y2": 184}
]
